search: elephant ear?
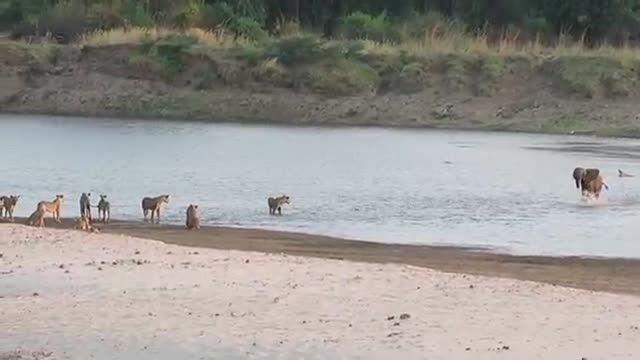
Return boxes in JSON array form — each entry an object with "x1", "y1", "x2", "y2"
[{"x1": 584, "y1": 168, "x2": 600, "y2": 183}]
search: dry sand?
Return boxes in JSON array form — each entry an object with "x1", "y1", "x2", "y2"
[{"x1": 1, "y1": 224, "x2": 640, "y2": 360}]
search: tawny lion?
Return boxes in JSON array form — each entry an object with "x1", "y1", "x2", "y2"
[
  {"x1": 141, "y1": 194, "x2": 170, "y2": 223},
  {"x1": 97, "y1": 194, "x2": 111, "y2": 223},
  {"x1": 38, "y1": 194, "x2": 65, "y2": 223},
  {"x1": 74, "y1": 214, "x2": 100, "y2": 233},
  {"x1": 268, "y1": 195, "x2": 290, "y2": 215},
  {"x1": 0, "y1": 195, "x2": 19, "y2": 221},
  {"x1": 575, "y1": 168, "x2": 609, "y2": 199},
  {"x1": 25, "y1": 203, "x2": 47, "y2": 227},
  {"x1": 185, "y1": 204, "x2": 200, "y2": 230}
]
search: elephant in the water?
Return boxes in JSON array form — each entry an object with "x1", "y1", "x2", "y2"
[
  {"x1": 572, "y1": 167, "x2": 586, "y2": 189},
  {"x1": 572, "y1": 167, "x2": 609, "y2": 198}
]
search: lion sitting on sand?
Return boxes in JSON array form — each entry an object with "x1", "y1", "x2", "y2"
[
  {"x1": 74, "y1": 214, "x2": 100, "y2": 233},
  {"x1": 25, "y1": 203, "x2": 47, "y2": 227}
]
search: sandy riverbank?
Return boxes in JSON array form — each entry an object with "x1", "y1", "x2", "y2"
[
  {"x1": 1, "y1": 224, "x2": 640, "y2": 359},
  {"x1": 3, "y1": 217, "x2": 640, "y2": 297}
]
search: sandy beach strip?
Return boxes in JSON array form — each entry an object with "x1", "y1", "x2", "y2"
[
  {"x1": 3, "y1": 217, "x2": 640, "y2": 296},
  {"x1": 1, "y1": 224, "x2": 640, "y2": 359}
]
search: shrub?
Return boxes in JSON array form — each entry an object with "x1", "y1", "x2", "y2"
[
  {"x1": 229, "y1": 16, "x2": 267, "y2": 41},
  {"x1": 119, "y1": 0, "x2": 155, "y2": 27},
  {"x1": 339, "y1": 11, "x2": 392, "y2": 42},
  {"x1": 241, "y1": 35, "x2": 365, "y2": 66},
  {"x1": 140, "y1": 34, "x2": 199, "y2": 76}
]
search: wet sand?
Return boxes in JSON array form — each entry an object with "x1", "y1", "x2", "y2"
[{"x1": 5, "y1": 217, "x2": 640, "y2": 296}]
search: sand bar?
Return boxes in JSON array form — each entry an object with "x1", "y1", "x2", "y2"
[
  {"x1": 3, "y1": 217, "x2": 640, "y2": 296},
  {"x1": 1, "y1": 224, "x2": 640, "y2": 359}
]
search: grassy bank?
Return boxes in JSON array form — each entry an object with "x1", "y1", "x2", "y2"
[{"x1": 2, "y1": 28, "x2": 640, "y2": 137}]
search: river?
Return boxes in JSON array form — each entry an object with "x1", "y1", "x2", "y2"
[{"x1": 2, "y1": 114, "x2": 640, "y2": 258}]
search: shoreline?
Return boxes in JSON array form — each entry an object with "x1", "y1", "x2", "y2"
[
  {"x1": 0, "y1": 109, "x2": 632, "y2": 140},
  {"x1": 5, "y1": 217, "x2": 640, "y2": 296}
]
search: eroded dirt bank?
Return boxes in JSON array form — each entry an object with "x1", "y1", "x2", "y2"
[{"x1": 2, "y1": 41, "x2": 640, "y2": 137}]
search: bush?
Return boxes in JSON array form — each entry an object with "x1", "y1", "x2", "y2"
[
  {"x1": 242, "y1": 35, "x2": 365, "y2": 66},
  {"x1": 523, "y1": 16, "x2": 553, "y2": 39},
  {"x1": 229, "y1": 16, "x2": 267, "y2": 41},
  {"x1": 141, "y1": 34, "x2": 199, "y2": 76},
  {"x1": 298, "y1": 58, "x2": 379, "y2": 96},
  {"x1": 28, "y1": 1, "x2": 89, "y2": 43},
  {"x1": 339, "y1": 11, "x2": 392, "y2": 42},
  {"x1": 119, "y1": 0, "x2": 155, "y2": 27},
  {"x1": 199, "y1": 3, "x2": 232, "y2": 29}
]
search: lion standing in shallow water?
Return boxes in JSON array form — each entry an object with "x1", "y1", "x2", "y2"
[
  {"x1": 575, "y1": 168, "x2": 609, "y2": 199},
  {"x1": 268, "y1": 195, "x2": 290, "y2": 215},
  {"x1": 0, "y1": 195, "x2": 20, "y2": 222},
  {"x1": 97, "y1": 195, "x2": 111, "y2": 223},
  {"x1": 142, "y1": 194, "x2": 170, "y2": 223},
  {"x1": 185, "y1": 204, "x2": 200, "y2": 230}
]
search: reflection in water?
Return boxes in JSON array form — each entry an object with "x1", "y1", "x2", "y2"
[{"x1": 2, "y1": 114, "x2": 640, "y2": 257}]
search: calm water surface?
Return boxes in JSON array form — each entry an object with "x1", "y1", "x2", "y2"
[{"x1": 3, "y1": 114, "x2": 640, "y2": 258}]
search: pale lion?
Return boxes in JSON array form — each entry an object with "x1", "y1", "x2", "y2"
[
  {"x1": 141, "y1": 194, "x2": 170, "y2": 223},
  {"x1": 268, "y1": 195, "x2": 290, "y2": 215},
  {"x1": 37, "y1": 194, "x2": 65, "y2": 223}
]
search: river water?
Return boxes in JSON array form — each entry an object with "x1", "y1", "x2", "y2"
[{"x1": 2, "y1": 114, "x2": 640, "y2": 258}]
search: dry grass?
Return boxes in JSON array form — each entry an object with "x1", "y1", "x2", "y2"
[
  {"x1": 67, "y1": 25, "x2": 640, "y2": 61},
  {"x1": 78, "y1": 27, "x2": 252, "y2": 48}
]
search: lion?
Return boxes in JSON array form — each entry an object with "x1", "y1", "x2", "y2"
[
  {"x1": 25, "y1": 203, "x2": 47, "y2": 227},
  {"x1": 185, "y1": 204, "x2": 200, "y2": 230},
  {"x1": 37, "y1": 194, "x2": 65, "y2": 223},
  {"x1": 268, "y1": 195, "x2": 290, "y2": 215},
  {"x1": 74, "y1": 214, "x2": 100, "y2": 233},
  {"x1": 97, "y1": 194, "x2": 111, "y2": 223},
  {"x1": 79, "y1": 192, "x2": 92, "y2": 221},
  {"x1": 575, "y1": 168, "x2": 609, "y2": 199},
  {"x1": 0, "y1": 195, "x2": 19, "y2": 221},
  {"x1": 141, "y1": 194, "x2": 170, "y2": 223}
]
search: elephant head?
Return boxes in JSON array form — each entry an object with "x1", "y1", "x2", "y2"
[{"x1": 572, "y1": 167, "x2": 586, "y2": 189}]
